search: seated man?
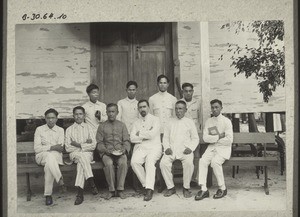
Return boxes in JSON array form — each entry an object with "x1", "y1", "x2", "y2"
[
  {"x1": 195, "y1": 99, "x2": 233, "y2": 201},
  {"x1": 160, "y1": 100, "x2": 199, "y2": 198},
  {"x1": 34, "y1": 108, "x2": 66, "y2": 206},
  {"x1": 65, "y1": 106, "x2": 98, "y2": 205},
  {"x1": 96, "y1": 103, "x2": 131, "y2": 200},
  {"x1": 130, "y1": 99, "x2": 162, "y2": 201}
]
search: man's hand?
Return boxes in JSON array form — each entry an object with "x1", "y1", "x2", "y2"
[
  {"x1": 95, "y1": 110, "x2": 101, "y2": 120},
  {"x1": 165, "y1": 148, "x2": 173, "y2": 155},
  {"x1": 183, "y1": 147, "x2": 192, "y2": 155},
  {"x1": 86, "y1": 138, "x2": 93, "y2": 144},
  {"x1": 50, "y1": 144, "x2": 64, "y2": 153},
  {"x1": 219, "y1": 132, "x2": 225, "y2": 139},
  {"x1": 70, "y1": 138, "x2": 81, "y2": 148}
]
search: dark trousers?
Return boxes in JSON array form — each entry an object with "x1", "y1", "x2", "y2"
[{"x1": 102, "y1": 154, "x2": 128, "y2": 192}]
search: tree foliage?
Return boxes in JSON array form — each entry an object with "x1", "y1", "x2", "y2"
[{"x1": 220, "y1": 20, "x2": 285, "y2": 102}]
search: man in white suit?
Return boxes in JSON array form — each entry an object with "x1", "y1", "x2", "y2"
[
  {"x1": 195, "y1": 99, "x2": 233, "y2": 200},
  {"x1": 130, "y1": 99, "x2": 162, "y2": 201}
]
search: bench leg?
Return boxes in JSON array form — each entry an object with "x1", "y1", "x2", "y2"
[
  {"x1": 232, "y1": 166, "x2": 235, "y2": 178},
  {"x1": 26, "y1": 173, "x2": 32, "y2": 201},
  {"x1": 264, "y1": 166, "x2": 269, "y2": 195}
]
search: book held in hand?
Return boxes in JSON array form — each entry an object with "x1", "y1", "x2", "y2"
[{"x1": 208, "y1": 126, "x2": 219, "y2": 135}]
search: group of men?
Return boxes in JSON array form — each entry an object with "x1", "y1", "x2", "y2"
[{"x1": 33, "y1": 74, "x2": 233, "y2": 206}]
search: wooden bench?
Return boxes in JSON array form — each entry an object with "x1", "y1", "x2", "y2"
[
  {"x1": 223, "y1": 132, "x2": 278, "y2": 195},
  {"x1": 17, "y1": 142, "x2": 104, "y2": 201},
  {"x1": 171, "y1": 132, "x2": 278, "y2": 195}
]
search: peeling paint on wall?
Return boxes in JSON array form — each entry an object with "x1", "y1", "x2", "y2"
[{"x1": 16, "y1": 23, "x2": 91, "y2": 119}]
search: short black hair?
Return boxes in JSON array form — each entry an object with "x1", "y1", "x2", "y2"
[
  {"x1": 157, "y1": 74, "x2": 170, "y2": 83},
  {"x1": 107, "y1": 103, "x2": 118, "y2": 111},
  {"x1": 138, "y1": 99, "x2": 149, "y2": 107},
  {"x1": 86, "y1": 84, "x2": 99, "y2": 94},
  {"x1": 175, "y1": 100, "x2": 187, "y2": 107},
  {"x1": 73, "y1": 106, "x2": 85, "y2": 114},
  {"x1": 210, "y1": 99, "x2": 223, "y2": 107},
  {"x1": 44, "y1": 108, "x2": 58, "y2": 117},
  {"x1": 126, "y1": 81, "x2": 138, "y2": 89},
  {"x1": 182, "y1": 82, "x2": 194, "y2": 89}
]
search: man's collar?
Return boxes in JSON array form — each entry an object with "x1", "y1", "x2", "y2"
[
  {"x1": 74, "y1": 122, "x2": 85, "y2": 127},
  {"x1": 158, "y1": 91, "x2": 168, "y2": 96},
  {"x1": 126, "y1": 97, "x2": 136, "y2": 102},
  {"x1": 181, "y1": 98, "x2": 196, "y2": 104},
  {"x1": 212, "y1": 113, "x2": 222, "y2": 119},
  {"x1": 45, "y1": 124, "x2": 57, "y2": 131}
]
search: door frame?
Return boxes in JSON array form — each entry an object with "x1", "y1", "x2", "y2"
[{"x1": 89, "y1": 22, "x2": 180, "y2": 99}]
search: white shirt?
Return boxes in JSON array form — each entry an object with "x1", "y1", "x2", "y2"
[
  {"x1": 34, "y1": 124, "x2": 64, "y2": 165},
  {"x1": 203, "y1": 114, "x2": 233, "y2": 160},
  {"x1": 82, "y1": 100, "x2": 107, "y2": 133},
  {"x1": 130, "y1": 113, "x2": 161, "y2": 151},
  {"x1": 117, "y1": 97, "x2": 139, "y2": 132},
  {"x1": 163, "y1": 117, "x2": 199, "y2": 158},
  {"x1": 149, "y1": 91, "x2": 177, "y2": 133},
  {"x1": 181, "y1": 98, "x2": 202, "y2": 133},
  {"x1": 65, "y1": 122, "x2": 96, "y2": 159}
]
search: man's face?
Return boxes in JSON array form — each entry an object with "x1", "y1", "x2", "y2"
[
  {"x1": 107, "y1": 106, "x2": 118, "y2": 121},
  {"x1": 158, "y1": 77, "x2": 169, "y2": 92},
  {"x1": 88, "y1": 89, "x2": 99, "y2": 102},
  {"x1": 73, "y1": 109, "x2": 85, "y2": 124},
  {"x1": 138, "y1": 102, "x2": 149, "y2": 117},
  {"x1": 175, "y1": 103, "x2": 187, "y2": 119},
  {"x1": 45, "y1": 113, "x2": 58, "y2": 128},
  {"x1": 182, "y1": 86, "x2": 194, "y2": 102},
  {"x1": 126, "y1": 85, "x2": 137, "y2": 99},
  {"x1": 211, "y1": 102, "x2": 222, "y2": 117}
]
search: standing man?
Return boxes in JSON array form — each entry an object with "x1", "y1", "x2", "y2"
[
  {"x1": 117, "y1": 81, "x2": 139, "y2": 133},
  {"x1": 181, "y1": 82, "x2": 202, "y2": 185},
  {"x1": 195, "y1": 99, "x2": 233, "y2": 201},
  {"x1": 65, "y1": 106, "x2": 98, "y2": 205},
  {"x1": 149, "y1": 74, "x2": 177, "y2": 192},
  {"x1": 130, "y1": 99, "x2": 162, "y2": 201},
  {"x1": 96, "y1": 104, "x2": 131, "y2": 200},
  {"x1": 82, "y1": 84, "x2": 107, "y2": 134},
  {"x1": 34, "y1": 108, "x2": 65, "y2": 206},
  {"x1": 160, "y1": 101, "x2": 199, "y2": 198}
]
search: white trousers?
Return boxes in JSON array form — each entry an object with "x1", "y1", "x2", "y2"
[
  {"x1": 131, "y1": 147, "x2": 162, "y2": 190},
  {"x1": 198, "y1": 149, "x2": 226, "y2": 188},
  {"x1": 160, "y1": 153, "x2": 194, "y2": 189},
  {"x1": 70, "y1": 152, "x2": 94, "y2": 189},
  {"x1": 39, "y1": 152, "x2": 63, "y2": 196}
]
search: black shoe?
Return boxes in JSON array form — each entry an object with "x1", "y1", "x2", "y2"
[
  {"x1": 194, "y1": 190, "x2": 209, "y2": 201},
  {"x1": 190, "y1": 181, "x2": 198, "y2": 187},
  {"x1": 213, "y1": 189, "x2": 227, "y2": 199},
  {"x1": 74, "y1": 195, "x2": 84, "y2": 205},
  {"x1": 157, "y1": 184, "x2": 166, "y2": 193},
  {"x1": 117, "y1": 190, "x2": 126, "y2": 199},
  {"x1": 143, "y1": 189, "x2": 153, "y2": 201},
  {"x1": 136, "y1": 187, "x2": 146, "y2": 195},
  {"x1": 163, "y1": 187, "x2": 176, "y2": 197},
  {"x1": 91, "y1": 186, "x2": 99, "y2": 195},
  {"x1": 45, "y1": 196, "x2": 53, "y2": 206},
  {"x1": 183, "y1": 188, "x2": 193, "y2": 198},
  {"x1": 104, "y1": 191, "x2": 115, "y2": 200}
]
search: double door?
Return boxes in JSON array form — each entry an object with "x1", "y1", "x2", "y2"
[{"x1": 90, "y1": 22, "x2": 174, "y2": 104}]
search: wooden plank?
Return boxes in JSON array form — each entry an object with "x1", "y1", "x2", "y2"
[
  {"x1": 17, "y1": 162, "x2": 104, "y2": 174},
  {"x1": 223, "y1": 157, "x2": 278, "y2": 167},
  {"x1": 198, "y1": 132, "x2": 275, "y2": 144},
  {"x1": 17, "y1": 141, "x2": 34, "y2": 154},
  {"x1": 232, "y1": 132, "x2": 275, "y2": 144}
]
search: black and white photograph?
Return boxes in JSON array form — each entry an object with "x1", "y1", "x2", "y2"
[
  {"x1": 3, "y1": 0, "x2": 297, "y2": 217},
  {"x1": 15, "y1": 21, "x2": 287, "y2": 213}
]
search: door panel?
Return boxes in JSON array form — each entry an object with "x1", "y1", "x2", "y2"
[{"x1": 91, "y1": 22, "x2": 173, "y2": 104}]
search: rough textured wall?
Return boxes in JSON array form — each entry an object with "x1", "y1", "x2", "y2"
[
  {"x1": 208, "y1": 21, "x2": 285, "y2": 113},
  {"x1": 177, "y1": 22, "x2": 202, "y2": 100},
  {"x1": 16, "y1": 24, "x2": 91, "y2": 119}
]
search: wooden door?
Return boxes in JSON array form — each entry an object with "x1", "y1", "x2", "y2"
[{"x1": 91, "y1": 22, "x2": 174, "y2": 104}]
